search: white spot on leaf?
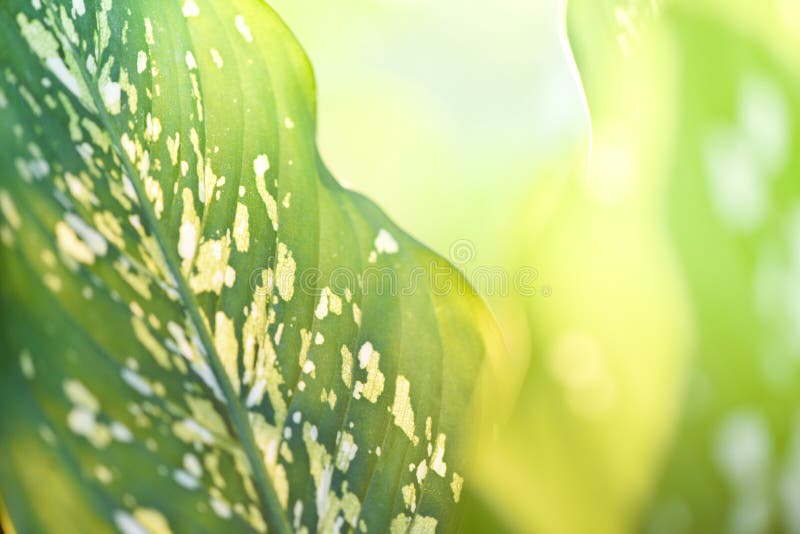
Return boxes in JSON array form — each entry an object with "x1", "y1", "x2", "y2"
[
  {"x1": 375, "y1": 229, "x2": 399, "y2": 255},
  {"x1": 234, "y1": 15, "x2": 253, "y2": 43},
  {"x1": 182, "y1": 0, "x2": 200, "y2": 17}
]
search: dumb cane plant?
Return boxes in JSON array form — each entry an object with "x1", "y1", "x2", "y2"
[{"x1": 0, "y1": 0, "x2": 499, "y2": 532}]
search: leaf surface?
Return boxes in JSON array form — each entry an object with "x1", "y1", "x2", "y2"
[{"x1": 0, "y1": 1, "x2": 495, "y2": 532}]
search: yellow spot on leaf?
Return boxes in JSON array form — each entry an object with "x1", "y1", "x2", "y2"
[
  {"x1": 416, "y1": 460, "x2": 428, "y2": 484},
  {"x1": 0, "y1": 190, "x2": 21, "y2": 229},
  {"x1": 410, "y1": 516, "x2": 438, "y2": 534},
  {"x1": 392, "y1": 376, "x2": 418, "y2": 444},
  {"x1": 137, "y1": 50, "x2": 147, "y2": 73},
  {"x1": 93, "y1": 211, "x2": 125, "y2": 250},
  {"x1": 298, "y1": 328, "x2": 312, "y2": 369},
  {"x1": 354, "y1": 342, "x2": 384, "y2": 403},
  {"x1": 275, "y1": 242, "x2": 296, "y2": 301},
  {"x1": 335, "y1": 431, "x2": 358, "y2": 472},
  {"x1": 210, "y1": 48, "x2": 224, "y2": 68},
  {"x1": 185, "y1": 395, "x2": 229, "y2": 439},
  {"x1": 402, "y1": 483, "x2": 416, "y2": 511},
  {"x1": 55, "y1": 220, "x2": 95, "y2": 265},
  {"x1": 341, "y1": 345, "x2": 353, "y2": 388},
  {"x1": 132, "y1": 316, "x2": 171, "y2": 369},
  {"x1": 178, "y1": 188, "x2": 199, "y2": 272},
  {"x1": 430, "y1": 433, "x2": 447, "y2": 477},
  {"x1": 451, "y1": 472, "x2": 464, "y2": 503},
  {"x1": 191, "y1": 235, "x2": 234, "y2": 295},
  {"x1": 133, "y1": 508, "x2": 174, "y2": 534},
  {"x1": 64, "y1": 379, "x2": 99, "y2": 412},
  {"x1": 214, "y1": 311, "x2": 240, "y2": 393},
  {"x1": 114, "y1": 259, "x2": 152, "y2": 300},
  {"x1": 254, "y1": 154, "x2": 278, "y2": 230},
  {"x1": 167, "y1": 133, "x2": 180, "y2": 165},
  {"x1": 233, "y1": 202, "x2": 250, "y2": 252},
  {"x1": 390, "y1": 514, "x2": 411, "y2": 534}
]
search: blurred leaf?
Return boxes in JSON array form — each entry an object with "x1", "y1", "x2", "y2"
[
  {"x1": 463, "y1": 1, "x2": 692, "y2": 532},
  {"x1": 0, "y1": 1, "x2": 497, "y2": 532},
  {"x1": 641, "y1": 3, "x2": 800, "y2": 533}
]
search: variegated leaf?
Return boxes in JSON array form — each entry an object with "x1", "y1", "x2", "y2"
[{"x1": 0, "y1": 1, "x2": 496, "y2": 532}]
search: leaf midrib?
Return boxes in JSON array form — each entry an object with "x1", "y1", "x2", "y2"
[{"x1": 45, "y1": 4, "x2": 293, "y2": 532}]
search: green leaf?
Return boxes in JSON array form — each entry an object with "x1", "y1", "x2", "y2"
[
  {"x1": 639, "y1": 5, "x2": 800, "y2": 533},
  {"x1": 0, "y1": 1, "x2": 497, "y2": 532},
  {"x1": 565, "y1": 1, "x2": 800, "y2": 532},
  {"x1": 462, "y1": 2, "x2": 692, "y2": 533}
]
